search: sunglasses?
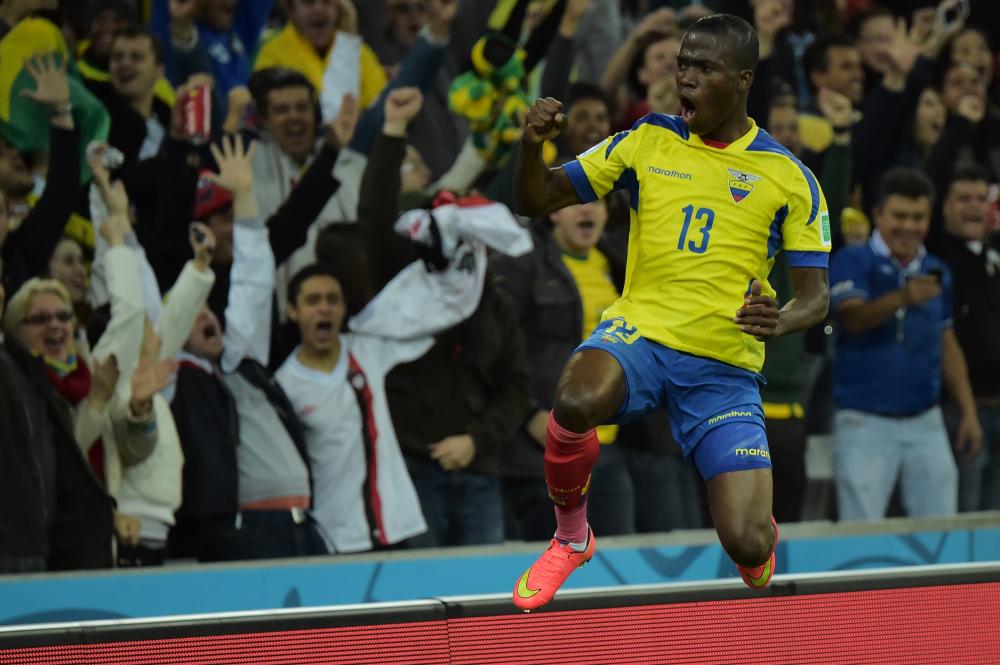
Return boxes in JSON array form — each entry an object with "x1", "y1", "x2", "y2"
[{"x1": 22, "y1": 310, "x2": 74, "y2": 326}]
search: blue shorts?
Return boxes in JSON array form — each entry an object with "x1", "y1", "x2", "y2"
[{"x1": 578, "y1": 317, "x2": 771, "y2": 480}]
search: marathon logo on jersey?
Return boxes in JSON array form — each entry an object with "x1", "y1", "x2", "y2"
[
  {"x1": 734, "y1": 447, "x2": 770, "y2": 459},
  {"x1": 727, "y1": 168, "x2": 762, "y2": 203}
]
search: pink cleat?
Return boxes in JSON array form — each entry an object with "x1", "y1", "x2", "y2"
[{"x1": 512, "y1": 527, "x2": 595, "y2": 611}]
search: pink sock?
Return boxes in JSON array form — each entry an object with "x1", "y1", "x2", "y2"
[{"x1": 554, "y1": 502, "x2": 589, "y2": 544}]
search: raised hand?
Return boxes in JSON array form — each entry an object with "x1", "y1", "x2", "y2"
[
  {"x1": 635, "y1": 7, "x2": 676, "y2": 38},
  {"x1": 384, "y1": 87, "x2": 424, "y2": 136},
  {"x1": 98, "y1": 191, "x2": 131, "y2": 246},
  {"x1": 427, "y1": 0, "x2": 459, "y2": 41},
  {"x1": 324, "y1": 93, "x2": 359, "y2": 149},
  {"x1": 90, "y1": 148, "x2": 130, "y2": 221},
  {"x1": 735, "y1": 279, "x2": 781, "y2": 341},
  {"x1": 523, "y1": 97, "x2": 567, "y2": 144},
  {"x1": 753, "y1": 0, "x2": 792, "y2": 58},
  {"x1": 130, "y1": 356, "x2": 178, "y2": 417},
  {"x1": 170, "y1": 0, "x2": 197, "y2": 38},
  {"x1": 88, "y1": 354, "x2": 121, "y2": 412},
  {"x1": 920, "y1": 0, "x2": 966, "y2": 58},
  {"x1": 956, "y1": 94, "x2": 986, "y2": 124},
  {"x1": 817, "y1": 87, "x2": 853, "y2": 127},
  {"x1": 882, "y1": 17, "x2": 920, "y2": 81},
  {"x1": 336, "y1": 0, "x2": 358, "y2": 34},
  {"x1": 206, "y1": 134, "x2": 256, "y2": 195},
  {"x1": 20, "y1": 53, "x2": 70, "y2": 110},
  {"x1": 560, "y1": 0, "x2": 592, "y2": 37}
]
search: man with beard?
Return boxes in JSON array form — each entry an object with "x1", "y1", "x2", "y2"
[{"x1": 510, "y1": 14, "x2": 832, "y2": 611}]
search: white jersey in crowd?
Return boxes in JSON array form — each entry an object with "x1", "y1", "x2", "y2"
[{"x1": 277, "y1": 333, "x2": 431, "y2": 552}]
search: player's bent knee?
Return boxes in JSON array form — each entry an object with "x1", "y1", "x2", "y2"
[
  {"x1": 552, "y1": 384, "x2": 607, "y2": 432},
  {"x1": 718, "y1": 519, "x2": 773, "y2": 568}
]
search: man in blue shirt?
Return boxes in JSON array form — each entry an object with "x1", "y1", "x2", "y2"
[{"x1": 829, "y1": 167, "x2": 982, "y2": 520}]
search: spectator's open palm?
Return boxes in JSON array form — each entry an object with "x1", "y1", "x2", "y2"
[
  {"x1": 19, "y1": 53, "x2": 69, "y2": 109},
  {"x1": 206, "y1": 134, "x2": 256, "y2": 196},
  {"x1": 130, "y1": 356, "x2": 178, "y2": 416},
  {"x1": 325, "y1": 94, "x2": 359, "y2": 149},
  {"x1": 89, "y1": 355, "x2": 120, "y2": 411}
]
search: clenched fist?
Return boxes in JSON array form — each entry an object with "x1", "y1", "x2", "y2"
[{"x1": 523, "y1": 97, "x2": 567, "y2": 144}]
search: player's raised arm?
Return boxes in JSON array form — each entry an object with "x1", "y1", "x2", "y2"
[{"x1": 513, "y1": 98, "x2": 581, "y2": 217}]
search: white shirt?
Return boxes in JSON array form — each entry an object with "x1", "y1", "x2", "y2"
[{"x1": 277, "y1": 334, "x2": 430, "y2": 553}]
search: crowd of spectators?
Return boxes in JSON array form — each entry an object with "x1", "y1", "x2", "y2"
[{"x1": 1, "y1": 0, "x2": 998, "y2": 573}]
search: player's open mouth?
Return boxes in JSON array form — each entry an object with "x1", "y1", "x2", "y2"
[
  {"x1": 578, "y1": 221, "x2": 595, "y2": 231},
  {"x1": 680, "y1": 97, "x2": 697, "y2": 123}
]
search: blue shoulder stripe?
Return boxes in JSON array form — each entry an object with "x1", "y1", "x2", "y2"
[
  {"x1": 563, "y1": 160, "x2": 598, "y2": 203},
  {"x1": 746, "y1": 128, "x2": 821, "y2": 226},
  {"x1": 631, "y1": 113, "x2": 690, "y2": 139}
]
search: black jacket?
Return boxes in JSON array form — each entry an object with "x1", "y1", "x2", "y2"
[
  {"x1": 0, "y1": 337, "x2": 113, "y2": 570},
  {"x1": 932, "y1": 234, "x2": 1000, "y2": 399}
]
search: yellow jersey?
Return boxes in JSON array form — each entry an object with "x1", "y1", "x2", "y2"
[{"x1": 563, "y1": 115, "x2": 831, "y2": 372}]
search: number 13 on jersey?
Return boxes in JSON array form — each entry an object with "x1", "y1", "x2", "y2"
[{"x1": 677, "y1": 205, "x2": 715, "y2": 254}]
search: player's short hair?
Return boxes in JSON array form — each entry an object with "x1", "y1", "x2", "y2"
[
  {"x1": 804, "y1": 34, "x2": 857, "y2": 75},
  {"x1": 876, "y1": 167, "x2": 936, "y2": 209},
  {"x1": 287, "y1": 263, "x2": 343, "y2": 306},
  {"x1": 685, "y1": 13, "x2": 759, "y2": 73},
  {"x1": 566, "y1": 82, "x2": 614, "y2": 119}
]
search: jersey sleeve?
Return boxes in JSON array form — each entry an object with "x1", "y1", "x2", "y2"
[
  {"x1": 562, "y1": 127, "x2": 641, "y2": 203},
  {"x1": 781, "y1": 160, "x2": 832, "y2": 269}
]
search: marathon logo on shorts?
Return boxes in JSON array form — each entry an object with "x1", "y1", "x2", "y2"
[
  {"x1": 707, "y1": 409, "x2": 753, "y2": 425},
  {"x1": 735, "y1": 448, "x2": 770, "y2": 458},
  {"x1": 727, "y1": 168, "x2": 761, "y2": 203}
]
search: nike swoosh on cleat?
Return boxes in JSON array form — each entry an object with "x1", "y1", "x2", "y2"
[
  {"x1": 516, "y1": 569, "x2": 540, "y2": 599},
  {"x1": 748, "y1": 558, "x2": 772, "y2": 588}
]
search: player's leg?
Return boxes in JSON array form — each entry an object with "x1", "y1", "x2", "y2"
[
  {"x1": 693, "y1": 422, "x2": 778, "y2": 587},
  {"x1": 544, "y1": 348, "x2": 626, "y2": 546},
  {"x1": 512, "y1": 349, "x2": 624, "y2": 612},
  {"x1": 514, "y1": 318, "x2": 660, "y2": 611},
  {"x1": 662, "y1": 347, "x2": 777, "y2": 588}
]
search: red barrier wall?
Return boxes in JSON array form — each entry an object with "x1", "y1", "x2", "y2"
[{"x1": 2, "y1": 582, "x2": 999, "y2": 664}]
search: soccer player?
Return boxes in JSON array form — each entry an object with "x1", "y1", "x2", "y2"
[{"x1": 511, "y1": 14, "x2": 832, "y2": 611}]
